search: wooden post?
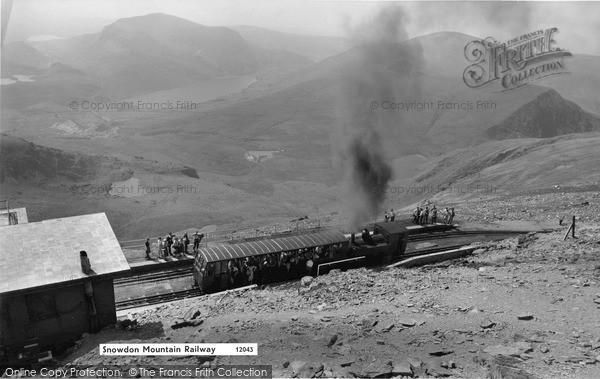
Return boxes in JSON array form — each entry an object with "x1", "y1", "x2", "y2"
[{"x1": 563, "y1": 216, "x2": 575, "y2": 240}]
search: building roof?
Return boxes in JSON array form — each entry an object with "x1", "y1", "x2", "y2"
[
  {"x1": 198, "y1": 230, "x2": 349, "y2": 263},
  {"x1": 0, "y1": 212, "x2": 130, "y2": 295}
]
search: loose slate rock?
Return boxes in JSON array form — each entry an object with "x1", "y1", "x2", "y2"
[
  {"x1": 399, "y1": 319, "x2": 416, "y2": 327},
  {"x1": 361, "y1": 361, "x2": 392, "y2": 378},
  {"x1": 518, "y1": 313, "x2": 534, "y2": 320},
  {"x1": 480, "y1": 318, "x2": 496, "y2": 329},
  {"x1": 429, "y1": 349, "x2": 454, "y2": 357},
  {"x1": 391, "y1": 360, "x2": 413, "y2": 377},
  {"x1": 327, "y1": 334, "x2": 338, "y2": 348},
  {"x1": 300, "y1": 276, "x2": 313, "y2": 287},
  {"x1": 290, "y1": 360, "x2": 308, "y2": 374},
  {"x1": 171, "y1": 319, "x2": 203, "y2": 329},
  {"x1": 484, "y1": 345, "x2": 520, "y2": 357}
]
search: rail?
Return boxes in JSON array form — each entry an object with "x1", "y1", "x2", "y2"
[{"x1": 316, "y1": 256, "x2": 366, "y2": 276}]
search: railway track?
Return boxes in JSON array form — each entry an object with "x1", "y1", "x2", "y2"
[
  {"x1": 114, "y1": 231, "x2": 521, "y2": 311},
  {"x1": 116, "y1": 288, "x2": 203, "y2": 311},
  {"x1": 115, "y1": 267, "x2": 193, "y2": 286},
  {"x1": 407, "y1": 229, "x2": 523, "y2": 242}
]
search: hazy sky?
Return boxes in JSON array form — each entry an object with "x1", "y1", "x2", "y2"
[{"x1": 4, "y1": 1, "x2": 600, "y2": 55}]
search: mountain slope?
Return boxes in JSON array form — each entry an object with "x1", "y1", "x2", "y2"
[
  {"x1": 231, "y1": 25, "x2": 352, "y2": 62},
  {"x1": 27, "y1": 13, "x2": 313, "y2": 98},
  {"x1": 487, "y1": 89, "x2": 600, "y2": 139},
  {"x1": 1, "y1": 41, "x2": 50, "y2": 75},
  {"x1": 143, "y1": 32, "x2": 600, "y2": 161},
  {"x1": 380, "y1": 132, "x2": 600, "y2": 209}
]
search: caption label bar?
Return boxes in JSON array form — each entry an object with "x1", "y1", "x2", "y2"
[{"x1": 99, "y1": 343, "x2": 257, "y2": 355}]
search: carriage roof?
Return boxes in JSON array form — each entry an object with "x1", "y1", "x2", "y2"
[
  {"x1": 375, "y1": 221, "x2": 409, "y2": 235},
  {"x1": 197, "y1": 230, "x2": 348, "y2": 263}
]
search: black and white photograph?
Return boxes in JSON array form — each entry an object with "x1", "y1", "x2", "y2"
[{"x1": 1, "y1": 0, "x2": 600, "y2": 378}]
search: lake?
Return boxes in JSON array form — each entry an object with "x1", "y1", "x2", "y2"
[
  {"x1": 126, "y1": 75, "x2": 257, "y2": 106},
  {"x1": 0, "y1": 75, "x2": 35, "y2": 85}
]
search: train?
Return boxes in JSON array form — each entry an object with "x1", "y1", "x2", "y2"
[{"x1": 193, "y1": 221, "x2": 408, "y2": 293}]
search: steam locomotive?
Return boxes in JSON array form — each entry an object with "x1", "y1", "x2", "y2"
[{"x1": 193, "y1": 221, "x2": 408, "y2": 293}]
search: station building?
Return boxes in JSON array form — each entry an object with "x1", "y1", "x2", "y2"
[{"x1": 0, "y1": 212, "x2": 130, "y2": 362}]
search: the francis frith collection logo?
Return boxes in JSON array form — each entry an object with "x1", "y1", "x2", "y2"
[{"x1": 463, "y1": 27, "x2": 572, "y2": 90}]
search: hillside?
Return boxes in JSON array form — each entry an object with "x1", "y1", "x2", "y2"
[
  {"x1": 1, "y1": 41, "x2": 50, "y2": 75},
  {"x1": 383, "y1": 132, "x2": 600, "y2": 210},
  {"x1": 3, "y1": 27, "x2": 600, "y2": 239},
  {"x1": 25, "y1": 13, "x2": 313, "y2": 99},
  {"x1": 487, "y1": 90, "x2": 600, "y2": 139},
  {"x1": 541, "y1": 54, "x2": 600, "y2": 116},
  {"x1": 231, "y1": 25, "x2": 353, "y2": 62}
]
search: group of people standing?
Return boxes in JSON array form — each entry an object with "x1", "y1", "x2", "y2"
[
  {"x1": 383, "y1": 208, "x2": 396, "y2": 222},
  {"x1": 145, "y1": 231, "x2": 205, "y2": 260},
  {"x1": 412, "y1": 206, "x2": 455, "y2": 225}
]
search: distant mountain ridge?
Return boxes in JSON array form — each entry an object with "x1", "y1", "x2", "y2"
[
  {"x1": 487, "y1": 89, "x2": 600, "y2": 139},
  {"x1": 231, "y1": 25, "x2": 352, "y2": 62},
  {"x1": 4, "y1": 13, "x2": 316, "y2": 102}
]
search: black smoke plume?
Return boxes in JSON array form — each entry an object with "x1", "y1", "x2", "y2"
[{"x1": 336, "y1": 5, "x2": 420, "y2": 229}]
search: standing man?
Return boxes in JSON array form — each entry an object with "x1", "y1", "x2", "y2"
[
  {"x1": 183, "y1": 233, "x2": 190, "y2": 255},
  {"x1": 157, "y1": 237, "x2": 164, "y2": 258},
  {"x1": 390, "y1": 209, "x2": 396, "y2": 222},
  {"x1": 193, "y1": 231, "x2": 200, "y2": 252},
  {"x1": 431, "y1": 206, "x2": 438, "y2": 224},
  {"x1": 444, "y1": 207, "x2": 450, "y2": 224},
  {"x1": 145, "y1": 238, "x2": 151, "y2": 260},
  {"x1": 448, "y1": 208, "x2": 455, "y2": 224},
  {"x1": 384, "y1": 210, "x2": 389, "y2": 222},
  {"x1": 423, "y1": 206, "x2": 429, "y2": 224},
  {"x1": 166, "y1": 233, "x2": 173, "y2": 256}
]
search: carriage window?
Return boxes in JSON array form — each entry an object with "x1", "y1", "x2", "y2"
[
  {"x1": 220, "y1": 261, "x2": 229, "y2": 274},
  {"x1": 206, "y1": 263, "x2": 215, "y2": 275}
]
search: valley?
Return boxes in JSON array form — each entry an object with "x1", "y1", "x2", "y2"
[{"x1": 2, "y1": 13, "x2": 600, "y2": 241}]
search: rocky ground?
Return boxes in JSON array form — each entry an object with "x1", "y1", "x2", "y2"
[{"x1": 49, "y1": 191, "x2": 600, "y2": 378}]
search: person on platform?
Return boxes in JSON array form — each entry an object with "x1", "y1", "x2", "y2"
[
  {"x1": 423, "y1": 206, "x2": 429, "y2": 224},
  {"x1": 443, "y1": 207, "x2": 450, "y2": 224},
  {"x1": 193, "y1": 231, "x2": 201, "y2": 251},
  {"x1": 449, "y1": 207, "x2": 455, "y2": 224},
  {"x1": 390, "y1": 209, "x2": 396, "y2": 221},
  {"x1": 166, "y1": 233, "x2": 173, "y2": 256},
  {"x1": 384, "y1": 211, "x2": 389, "y2": 222},
  {"x1": 157, "y1": 237, "x2": 164, "y2": 258},
  {"x1": 412, "y1": 207, "x2": 420, "y2": 224},
  {"x1": 173, "y1": 237, "x2": 180, "y2": 256},
  {"x1": 431, "y1": 206, "x2": 438, "y2": 224},
  {"x1": 183, "y1": 233, "x2": 190, "y2": 255},
  {"x1": 145, "y1": 238, "x2": 151, "y2": 260}
]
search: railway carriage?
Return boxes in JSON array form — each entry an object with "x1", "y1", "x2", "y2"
[{"x1": 193, "y1": 222, "x2": 408, "y2": 293}]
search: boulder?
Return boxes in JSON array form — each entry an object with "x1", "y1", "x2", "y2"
[{"x1": 301, "y1": 276, "x2": 314, "y2": 287}]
